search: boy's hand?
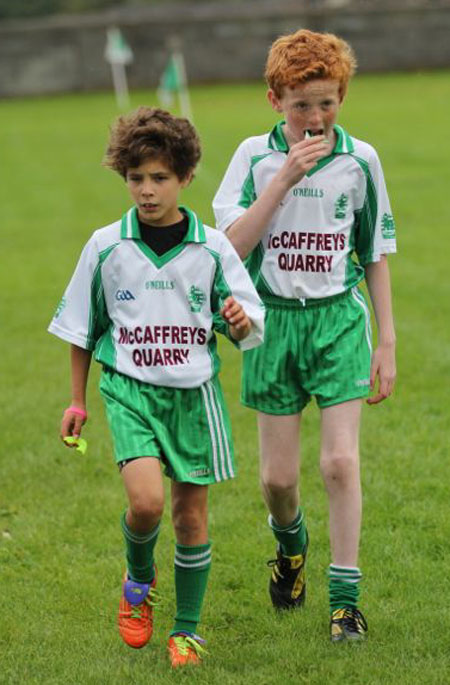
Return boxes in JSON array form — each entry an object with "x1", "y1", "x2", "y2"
[
  {"x1": 278, "y1": 136, "x2": 329, "y2": 188},
  {"x1": 367, "y1": 342, "x2": 396, "y2": 405},
  {"x1": 221, "y1": 296, "x2": 252, "y2": 341},
  {"x1": 60, "y1": 405, "x2": 87, "y2": 446}
]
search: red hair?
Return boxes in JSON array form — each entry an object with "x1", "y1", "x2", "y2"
[{"x1": 265, "y1": 29, "x2": 357, "y2": 99}]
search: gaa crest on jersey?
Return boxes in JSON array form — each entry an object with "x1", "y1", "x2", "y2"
[
  {"x1": 54, "y1": 296, "x2": 67, "y2": 319},
  {"x1": 187, "y1": 285, "x2": 207, "y2": 313},
  {"x1": 116, "y1": 289, "x2": 136, "y2": 301},
  {"x1": 381, "y1": 213, "x2": 395, "y2": 239},
  {"x1": 334, "y1": 193, "x2": 348, "y2": 219}
]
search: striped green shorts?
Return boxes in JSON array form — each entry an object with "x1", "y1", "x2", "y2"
[
  {"x1": 241, "y1": 287, "x2": 372, "y2": 415},
  {"x1": 99, "y1": 367, "x2": 235, "y2": 484}
]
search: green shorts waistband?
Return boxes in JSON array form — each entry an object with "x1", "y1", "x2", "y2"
[{"x1": 261, "y1": 288, "x2": 353, "y2": 310}]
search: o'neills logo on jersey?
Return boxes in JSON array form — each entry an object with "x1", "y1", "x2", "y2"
[
  {"x1": 145, "y1": 280, "x2": 175, "y2": 290},
  {"x1": 268, "y1": 231, "x2": 345, "y2": 273},
  {"x1": 293, "y1": 187, "x2": 324, "y2": 198},
  {"x1": 118, "y1": 324, "x2": 207, "y2": 368}
]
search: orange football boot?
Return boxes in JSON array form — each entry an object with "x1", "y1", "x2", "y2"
[
  {"x1": 167, "y1": 632, "x2": 207, "y2": 667},
  {"x1": 118, "y1": 571, "x2": 158, "y2": 649}
]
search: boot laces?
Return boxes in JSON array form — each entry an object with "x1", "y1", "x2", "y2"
[
  {"x1": 173, "y1": 633, "x2": 207, "y2": 658},
  {"x1": 342, "y1": 608, "x2": 367, "y2": 632}
]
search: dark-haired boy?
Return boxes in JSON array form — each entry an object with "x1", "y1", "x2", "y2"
[{"x1": 49, "y1": 107, "x2": 264, "y2": 666}]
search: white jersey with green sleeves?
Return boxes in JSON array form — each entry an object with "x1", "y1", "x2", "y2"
[
  {"x1": 213, "y1": 123, "x2": 397, "y2": 299},
  {"x1": 48, "y1": 206, "x2": 264, "y2": 388}
]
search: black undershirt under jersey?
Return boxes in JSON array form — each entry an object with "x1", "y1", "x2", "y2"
[
  {"x1": 138, "y1": 214, "x2": 188, "y2": 256},
  {"x1": 116, "y1": 213, "x2": 188, "y2": 473}
]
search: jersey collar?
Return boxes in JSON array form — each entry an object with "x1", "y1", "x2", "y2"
[
  {"x1": 333, "y1": 125, "x2": 354, "y2": 154},
  {"x1": 120, "y1": 205, "x2": 206, "y2": 243},
  {"x1": 268, "y1": 121, "x2": 289, "y2": 152},
  {"x1": 268, "y1": 121, "x2": 354, "y2": 155}
]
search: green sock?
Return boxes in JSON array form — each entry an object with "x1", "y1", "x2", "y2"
[
  {"x1": 171, "y1": 542, "x2": 212, "y2": 636},
  {"x1": 269, "y1": 509, "x2": 307, "y2": 557},
  {"x1": 328, "y1": 564, "x2": 362, "y2": 613},
  {"x1": 121, "y1": 511, "x2": 159, "y2": 584}
]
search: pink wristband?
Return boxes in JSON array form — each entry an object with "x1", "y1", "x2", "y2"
[{"x1": 65, "y1": 406, "x2": 88, "y2": 420}]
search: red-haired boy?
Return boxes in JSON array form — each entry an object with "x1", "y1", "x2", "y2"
[{"x1": 214, "y1": 30, "x2": 396, "y2": 641}]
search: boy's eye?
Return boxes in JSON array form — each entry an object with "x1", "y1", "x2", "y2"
[{"x1": 295, "y1": 102, "x2": 309, "y2": 111}]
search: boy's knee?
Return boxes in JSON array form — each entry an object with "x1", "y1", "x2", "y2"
[
  {"x1": 172, "y1": 507, "x2": 207, "y2": 540},
  {"x1": 260, "y1": 469, "x2": 297, "y2": 498},
  {"x1": 129, "y1": 494, "x2": 164, "y2": 528},
  {"x1": 320, "y1": 451, "x2": 358, "y2": 484}
]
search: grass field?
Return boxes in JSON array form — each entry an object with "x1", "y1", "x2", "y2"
[{"x1": 1, "y1": 71, "x2": 449, "y2": 684}]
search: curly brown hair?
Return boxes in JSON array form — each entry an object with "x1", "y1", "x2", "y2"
[
  {"x1": 265, "y1": 29, "x2": 357, "y2": 100},
  {"x1": 103, "y1": 106, "x2": 201, "y2": 180}
]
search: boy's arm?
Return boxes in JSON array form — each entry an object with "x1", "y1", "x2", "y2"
[
  {"x1": 216, "y1": 137, "x2": 327, "y2": 259},
  {"x1": 60, "y1": 344, "x2": 92, "y2": 441},
  {"x1": 211, "y1": 234, "x2": 265, "y2": 350},
  {"x1": 226, "y1": 174, "x2": 292, "y2": 259},
  {"x1": 364, "y1": 256, "x2": 396, "y2": 405}
]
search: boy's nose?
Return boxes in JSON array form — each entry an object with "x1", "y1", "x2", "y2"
[
  {"x1": 308, "y1": 108, "x2": 322, "y2": 127},
  {"x1": 142, "y1": 180, "x2": 154, "y2": 196}
]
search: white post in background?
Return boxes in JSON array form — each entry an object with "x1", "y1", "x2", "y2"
[
  {"x1": 104, "y1": 27, "x2": 134, "y2": 110},
  {"x1": 173, "y1": 50, "x2": 193, "y2": 122}
]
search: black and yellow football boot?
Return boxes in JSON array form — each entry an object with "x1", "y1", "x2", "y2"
[
  {"x1": 267, "y1": 532, "x2": 309, "y2": 610},
  {"x1": 330, "y1": 607, "x2": 368, "y2": 642}
]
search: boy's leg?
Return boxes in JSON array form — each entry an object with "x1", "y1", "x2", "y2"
[
  {"x1": 168, "y1": 482, "x2": 210, "y2": 667},
  {"x1": 319, "y1": 399, "x2": 367, "y2": 641},
  {"x1": 320, "y1": 400, "x2": 362, "y2": 565},
  {"x1": 258, "y1": 412, "x2": 301, "y2": 526},
  {"x1": 119, "y1": 457, "x2": 164, "y2": 648},
  {"x1": 121, "y1": 457, "x2": 164, "y2": 578},
  {"x1": 258, "y1": 412, "x2": 309, "y2": 609}
]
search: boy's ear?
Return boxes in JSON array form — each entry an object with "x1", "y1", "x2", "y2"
[
  {"x1": 180, "y1": 172, "x2": 193, "y2": 189},
  {"x1": 267, "y1": 89, "x2": 283, "y2": 113}
]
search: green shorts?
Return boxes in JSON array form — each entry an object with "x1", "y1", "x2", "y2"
[
  {"x1": 242, "y1": 287, "x2": 372, "y2": 415},
  {"x1": 99, "y1": 367, "x2": 235, "y2": 484}
]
